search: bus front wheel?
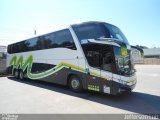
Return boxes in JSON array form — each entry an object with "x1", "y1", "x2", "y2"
[{"x1": 69, "y1": 75, "x2": 83, "y2": 92}]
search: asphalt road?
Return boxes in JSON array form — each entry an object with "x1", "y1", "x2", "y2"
[{"x1": 0, "y1": 65, "x2": 160, "y2": 114}]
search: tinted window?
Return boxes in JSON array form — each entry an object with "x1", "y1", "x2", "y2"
[
  {"x1": 73, "y1": 23, "x2": 129, "y2": 45},
  {"x1": 82, "y1": 44, "x2": 101, "y2": 68},
  {"x1": 102, "y1": 52, "x2": 114, "y2": 72},
  {"x1": 20, "y1": 37, "x2": 43, "y2": 52},
  {"x1": 9, "y1": 45, "x2": 13, "y2": 54},
  {"x1": 17, "y1": 41, "x2": 27, "y2": 52},
  {"x1": 43, "y1": 33, "x2": 57, "y2": 49},
  {"x1": 86, "y1": 51, "x2": 100, "y2": 68},
  {"x1": 104, "y1": 24, "x2": 129, "y2": 45},
  {"x1": 25, "y1": 38, "x2": 38, "y2": 51},
  {"x1": 55, "y1": 29, "x2": 76, "y2": 50},
  {"x1": 35, "y1": 37, "x2": 44, "y2": 50},
  {"x1": 7, "y1": 45, "x2": 11, "y2": 53},
  {"x1": 12, "y1": 44, "x2": 18, "y2": 53},
  {"x1": 73, "y1": 23, "x2": 106, "y2": 41},
  {"x1": 8, "y1": 29, "x2": 76, "y2": 54}
]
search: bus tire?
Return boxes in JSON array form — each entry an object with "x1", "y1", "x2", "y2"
[
  {"x1": 15, "y1": 70, "x2": 19, "y2": 79},
  {"x1": 69, "y1": 75, "x2": 83, "y2": 92},
  {"x1": 12, "y1": 69, "x2": 16, "y2": 76},
  {"x1": 19, "y1": 70, "x2": 24, "y2": 80}
]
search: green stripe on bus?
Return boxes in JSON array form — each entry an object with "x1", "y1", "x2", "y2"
[{"x1": 10, "y1": 55, "x2": 107, "y2": 80}]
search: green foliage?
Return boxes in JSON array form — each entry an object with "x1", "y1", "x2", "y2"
[
  {"x1": 2, "y1": 53, "x2": 7, "y2": 59},
  {"x1": 0, "y1": 52, "x2": 6, "y2": 59}
]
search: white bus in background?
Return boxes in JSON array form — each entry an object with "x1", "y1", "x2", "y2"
[{"x1": 7, "y1": 21, "x2": 137, "y2": 95}]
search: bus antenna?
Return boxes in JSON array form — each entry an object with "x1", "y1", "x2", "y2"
[{"x1": 34, "y1": 30, "x2": 36, "y2": 35}]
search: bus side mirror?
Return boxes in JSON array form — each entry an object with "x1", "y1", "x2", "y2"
[{"x1": 131, "y1": 45, "x2": 144, "y2": 58}]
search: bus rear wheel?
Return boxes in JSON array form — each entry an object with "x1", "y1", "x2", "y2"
[
  {"x1": 15, "y1": 70, "x2": 19, "y2": 79},
  {"x1": 19, "y1": 71, "x2": 25, "y2": 80},
  {"x1": 69, "y1": 75, "x2": 83, "y2": 92}
]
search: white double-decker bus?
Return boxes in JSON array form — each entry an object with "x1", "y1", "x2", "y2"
[{"x1": 7, "y1": 21, "x2": 137, "y2": 95}]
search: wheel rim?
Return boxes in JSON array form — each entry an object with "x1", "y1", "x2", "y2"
[
  {"x1": 15, "y1": 71, "x2": 18, "y2": 77},
  {"x1": 20, "y1": 72, "x2": 23, "y2": 79},
  {"x1": 71, "y1": 79, "x2": 80, "y2": 89}
]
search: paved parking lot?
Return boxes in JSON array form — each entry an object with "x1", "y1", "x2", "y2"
[{"x1": 0, "y1": 65, "x2": 160, "y2": 114}]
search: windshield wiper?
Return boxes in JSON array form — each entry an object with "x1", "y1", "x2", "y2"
[{"x1": 96, "y1": 38, "x2": 124, "y2": 45}]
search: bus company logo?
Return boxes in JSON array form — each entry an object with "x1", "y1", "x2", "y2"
[{"x1": 10, "y1": 55, "x2": 106, "y2": 80}]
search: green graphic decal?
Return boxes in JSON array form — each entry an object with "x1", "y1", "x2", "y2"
[
  {"x1": 121, "y1": 46, "x2": 128, "y2": 57},
  {"x1": 9, "y1": 55, "x2": 110, "y2": 80}
]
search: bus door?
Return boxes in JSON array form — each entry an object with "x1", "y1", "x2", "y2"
[
  {"x1": 84, "y1": 47, "x2": 101, "y2": 92},
  {"x1": 100, "y1": 48, "x2": 114, "y2": 94}
]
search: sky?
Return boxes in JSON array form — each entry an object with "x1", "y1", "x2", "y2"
[{"x1": 0, "y1": 0, "x2": 160, "y2": 48}]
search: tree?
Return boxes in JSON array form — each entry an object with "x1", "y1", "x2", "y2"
[
  {"x1": 2, "y1": 53, "x2": 7, "y2": 59},
  {"x1": 136, "y1": 45, "x2": 148, "y2": 49}
]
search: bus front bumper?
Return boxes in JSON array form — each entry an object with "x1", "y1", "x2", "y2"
[
  {"x1": 118, "y1": 78, "x2": 137, "y2": 93},
  {"x1": 119, "y1": 83, "x2": 136, "y2": 93}
]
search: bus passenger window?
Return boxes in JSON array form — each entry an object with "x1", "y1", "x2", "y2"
[{"x1": 55, "y1": 29, "x2": 77, "y2": 50}]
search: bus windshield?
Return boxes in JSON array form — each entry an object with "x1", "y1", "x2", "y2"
[
  {"x1": 104, "y1": 24, "x2": 129, "y2": 45},
  {"x1": 113, "y1": 46, "x2": 135, "y2": 76},
  {"x1": 72, "y1": 22, "x2": 129, "y2": 45},
  {"x1": 81, "y1": 43, "x2": 134, "y2": 76}
]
